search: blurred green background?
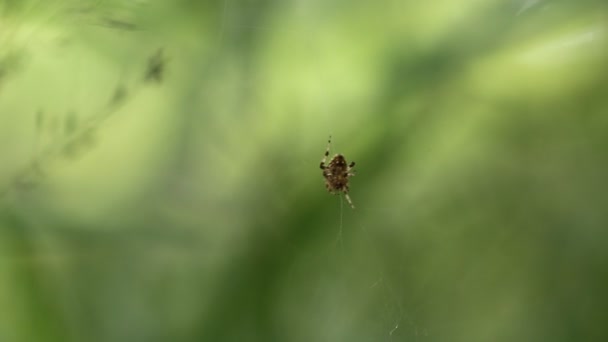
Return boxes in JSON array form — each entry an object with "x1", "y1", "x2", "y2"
[{"x1": 1, "y1": 0, "x2": 608, "y2": 341}]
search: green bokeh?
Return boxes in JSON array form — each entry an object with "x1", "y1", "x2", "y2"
[{"x1": 1, "y1": 1, "x2": 608, "y2": 341}]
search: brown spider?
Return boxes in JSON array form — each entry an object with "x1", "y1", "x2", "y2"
[{"x1": 320, "y1": 135, "x2": 356, "y2": 209}]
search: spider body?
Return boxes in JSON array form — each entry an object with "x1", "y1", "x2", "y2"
[{"x1": 320, "y1": 136, "x2": 356, "y2": 208}]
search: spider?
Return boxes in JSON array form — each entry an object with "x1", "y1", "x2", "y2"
[{"x1": 320, "y1": 135, "x2": 356, "y2": 209}]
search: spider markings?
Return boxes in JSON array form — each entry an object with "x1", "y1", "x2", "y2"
[{"x1": 320, "y1": 135, "x2": 356, "y2": 209}]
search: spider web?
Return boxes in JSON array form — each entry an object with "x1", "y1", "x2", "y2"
[
  {"x1": 222, "y1": 0, "x2": 428, "y2": 341},
  {"x1": 330, "y1": 165, "x2": 417, "y2": 341},
  {"x1": 193, "y1": 0, "x2": 419, "y2": 340}
]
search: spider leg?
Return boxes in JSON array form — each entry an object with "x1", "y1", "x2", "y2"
[
  {"x1": 320, "y1": 135, "x2": 332, "y2": 169},
  {"x1": 347, "y1": 162, "x2": 356, "y2": 176},
  {"x1": 344, "y1": 168, "x2": 355, "y2": 176},
  {"x1": 344, "y1": 192, "x2": 355, "y2": 209}
]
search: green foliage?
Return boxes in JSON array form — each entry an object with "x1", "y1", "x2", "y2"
[{"x1": 1, "y1": 1, "x2": 608, "y2": 341}]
